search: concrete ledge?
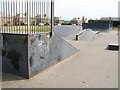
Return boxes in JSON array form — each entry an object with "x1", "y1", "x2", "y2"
[
  {"x1": 108, "y1": 41, "x2": 119, "y2": 51},
  {"x1": 76, "y1": 29, "x2": 100, "y2": 41},
  {"x1": 1, "y1": 33, "x2": 78, "y2": 78}
]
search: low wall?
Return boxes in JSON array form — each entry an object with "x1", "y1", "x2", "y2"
[
  {"x1": 82, "y1": 23, "x2": 110, "y2": 31},
  {"x1": 1, "y1": 34, "x2": 29, "y2": 78},
  {"x1": 1, "y1": 33, "x2": 78, "y2": 78}
]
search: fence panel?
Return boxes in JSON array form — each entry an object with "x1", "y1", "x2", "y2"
[{"x1": 0, "y1": 0, "x2": 53, "y2": 34}]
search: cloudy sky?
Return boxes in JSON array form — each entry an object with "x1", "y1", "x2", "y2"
[{"x1": 54, "y1": 0, "x2": 119, "y2": 20}]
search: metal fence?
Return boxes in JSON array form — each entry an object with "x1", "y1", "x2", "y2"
[{"x1": 0, "y1": 0, "x2": 54, "y2": 35}]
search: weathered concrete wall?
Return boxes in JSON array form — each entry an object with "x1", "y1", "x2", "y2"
[
  {"x1": 28, "y1": 34, "x2": 78, "y2": 77},
  {"x1": 82, "y1": 23, "x2": 110, "y2": 31},
  {"x1": 2, "y1": 34, "x2": 28, "y2": 78},
  {"x1": 28, "y1": 34, "x2": 50, "y2": 77},
  {"x1": 1, "y1": 33, "x2": 78, "y2": 78}
]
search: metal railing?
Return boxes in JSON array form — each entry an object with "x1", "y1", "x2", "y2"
[{"x1": 0, "y1": 0, "x2": 54, "y2": 35}]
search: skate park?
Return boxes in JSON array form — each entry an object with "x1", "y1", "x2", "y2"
[{"x1": 1, "y1": 0, "x2": 119, "y2": 88}]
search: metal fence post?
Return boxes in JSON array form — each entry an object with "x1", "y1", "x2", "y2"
[
  {"x1": 27, "y1": 0, "x2": 30, "y2": 34},
  {"x1": 50, "y1": 0, "x2": 54, "y2": 37}
]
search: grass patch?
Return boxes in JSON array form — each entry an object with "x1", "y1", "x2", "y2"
[
  {"x1": 112, "y1": 27, "x2": 119, "y2": 31},
  {"x1": 1, "y1": 26, "x2": 51, "y2": 32}
]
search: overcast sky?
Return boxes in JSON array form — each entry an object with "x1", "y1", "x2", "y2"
[{"x1": 54, "y1": 0, "x2": 119, "y2": 20}]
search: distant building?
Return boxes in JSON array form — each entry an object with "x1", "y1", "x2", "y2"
[
  {"x1": 13, "y1": 13, "x2": 27, "y2": 25},
  {"x1": 59, "y1": 17, "x2": 64, "y2": 24},
  {"x1": 0, "y1": 13, "x2": 27, "y2": 26},
  {"x1": 100, "y1": 17, "x2": 120, "y2": 21},
  {"x1": 54, "y1": 17, "x2": 59, "y2": 25},
  {"x1": 54, "y1": 17, "x2": 64, "y2": 25},
  {"x1": 0, "y1": 12, "x2": 51, "y2": 26},
  {"x1": 70, "y1": 17, "x2": 82, "y2": 25},
  {"x1": 35, "y1": 14, "x2": 51, "y2": 25},
  {"x1": 70, "y1": 18, "x2": 78, "y2": 25}
]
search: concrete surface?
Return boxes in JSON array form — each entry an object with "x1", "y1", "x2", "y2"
[
  {"x1": 77, "y1": 29, "x2": 100, "y2": 41},
  {"x1": 54, "y1": 26, "x2": 102, "y2": 41},
  {"x1": 1, "y1": 33, "x2": 77, "y2": 78},
  {"x1": 2, "y1": 34, "x2": 28, "y2": 78},
  {"x1": 54, "y1": 25, "x2": 81, "y2": 39},
  {"x1": 2, "y1": 30, "x2": 118, "y2": 88}
]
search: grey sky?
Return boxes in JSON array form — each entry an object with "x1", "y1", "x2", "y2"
[{"x1": 54, "y1": 0, "x2": 119, "y2": 20}]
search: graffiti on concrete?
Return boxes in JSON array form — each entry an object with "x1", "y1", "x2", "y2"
[
  {"x1": 7, "y1": 50, "x2": 21, "y2": 70},
  {"x1": 2, "y1": 34, "x2": 28, "y2": 76},
  {"x1": 2, "y1": 33, "x2": 78, "y2": 78},
  {"x1": 30, "y1": 34, "x2": 49, "y2": 68}
]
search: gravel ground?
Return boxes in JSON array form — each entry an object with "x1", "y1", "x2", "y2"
[{"x1": 2, "y1": 30, "x2": 118, "y2": 88}]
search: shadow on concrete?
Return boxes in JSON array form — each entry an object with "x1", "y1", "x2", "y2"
[
  {"x1": 2, "y1": 72, "x2": 27, "y2": 82},
  {"x1": 106, "y1": 45, "x2": 119, "y2": 51}
]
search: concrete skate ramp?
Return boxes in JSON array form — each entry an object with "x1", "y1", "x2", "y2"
[
  {"x1": 82, "y1": 23, "x2": 110, "y2": 32},
  {"x1": 54, "y1": 25, "x2": 81, "y2": 40},
  {"x1": 48, "y1": 34, "x2": 78, "y2": 66},
  {"x1": 29, "y1": 34, "x2": 78, "y2": 77},
  {"x1": 1, "y1": 33, "x2": 78, "y2": 78},
  {"x1": 78, "y1": 29, "x2": 100, "y2": 41}
]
